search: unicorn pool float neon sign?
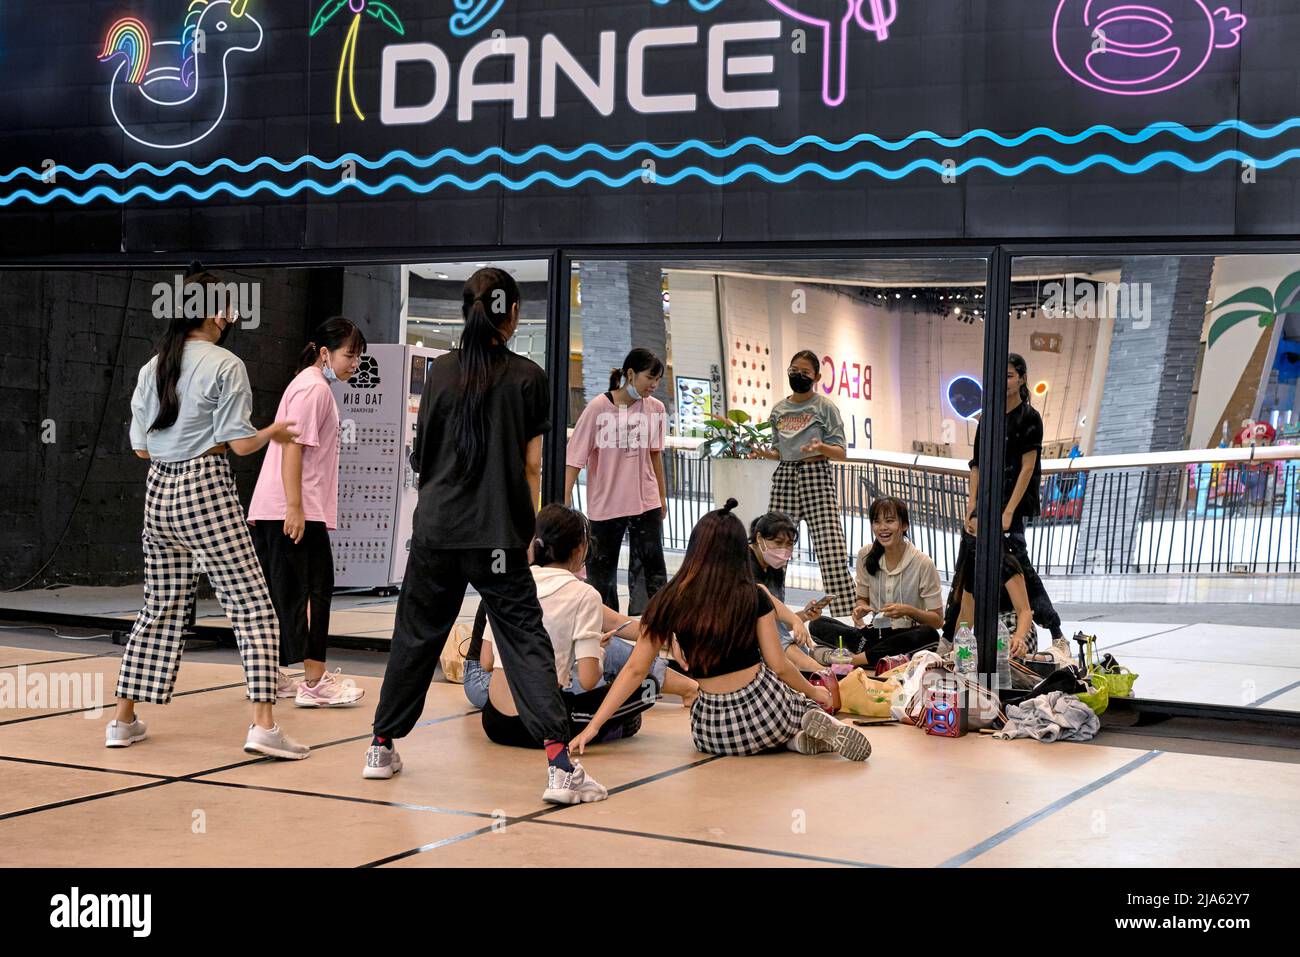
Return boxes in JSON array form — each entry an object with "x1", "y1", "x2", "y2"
[{"x1": 98, "y1": 0, "x2": 264, "y2": 150}]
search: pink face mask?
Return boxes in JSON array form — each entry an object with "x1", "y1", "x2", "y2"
[{"x1": 762, "y1": 545, "x2": 793, "y2": 569}]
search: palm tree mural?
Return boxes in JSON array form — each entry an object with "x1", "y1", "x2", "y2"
[
  {"x1": 311, "y1": 0, "x2": 406, "y2": 124},
  {"x1": 1209, "y1": 269, "x2": 1300, "y2": 348}
]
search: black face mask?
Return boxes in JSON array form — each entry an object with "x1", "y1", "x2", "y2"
[{"x1": 788, "y1": 372, "x2": 814, "y2": 394}]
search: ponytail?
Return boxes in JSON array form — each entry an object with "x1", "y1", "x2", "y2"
[
  {"x1": 149, "y1": 264, "x2": 219, "y2": 432},
  {"x1": 453, "y1": 268, "x2": 521, "y2": 481},
  {"x1": 295, "y1": 316, "x2": 366, "y2": 375},
  {"x1": 608, "y1": 367, "x2": 625, "y2": 392},
  {"x1": 1009, "y1": 352, "x2": 1031, "y2": 406}
]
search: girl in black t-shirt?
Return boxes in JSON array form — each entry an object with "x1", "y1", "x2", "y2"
[{"x1": 570, "y1": 499, "x2": 871, "y2": 761}]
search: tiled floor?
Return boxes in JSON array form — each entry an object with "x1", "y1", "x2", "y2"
[{"x1": 2, "y1": 643, "x2": 1297, "y2": 868}]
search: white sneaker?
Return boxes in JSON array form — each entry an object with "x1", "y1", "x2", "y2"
[
  {"x1": 799, "y1": 709, "x2": 872, "y2": 761},
  {"x1": 276, "y1": 671, "x2": 301, "y2": 699},
  {"x1": 542, "y1": 762, "x2": 608, "y2": 805},
  {"x1": 788, "y1": 728, "x2": 836, "y2": 755},
  {"x1": 295, "y1": 669, "x2": 365, "y2": 708},
  {"x1": 105, "y1": 717, "x2": 147, "y2": 748},
  {"x1": 243, "y1": 723, "x2": 310, "y2": 760},
  {"x1": 363, "y1": 744, "x2": 402, "y2": 779}
]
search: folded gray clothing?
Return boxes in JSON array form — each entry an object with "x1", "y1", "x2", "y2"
[{"x1": 992, "y1": 691, "x2": 1100, "y2": 742}]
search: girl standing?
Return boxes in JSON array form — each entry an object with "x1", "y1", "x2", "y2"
[
  {"x1": 248, "y1": 317, "x2": 366, "y2": 707},
  {"x1": 564, "y1": 348, "x2": 668, "y2": 614},
  {"x1": 110, "y1": 268, "x2": 309, "y2": 759},
  {"x1": 365, "y1": 268, "x2": 607, "y2": 805},
  {"x1": 571, "y1": 499, "x2": 871, "y2": 762},
  {"x1": 754, "y1": 351, "x2": 856, "y2": 616}
]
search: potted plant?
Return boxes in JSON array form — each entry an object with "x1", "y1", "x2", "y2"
[{"x1": 701, "y1": 410, "x2": 778, "y2": 532}]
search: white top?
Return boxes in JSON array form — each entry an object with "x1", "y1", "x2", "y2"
[
  {"x1": 483, "y1": 566, "x2": 605, "y2": 688},
  {"x1": 129, "y1": 340, "x2": 256, "y2": 462},
  {"x1": 853, "y1": 541, "x2": 943, "y2": 629}
]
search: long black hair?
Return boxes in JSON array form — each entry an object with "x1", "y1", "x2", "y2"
[
  {"x1": 532, "y1": 504, "x2": 591, "y2": 567},
  {"x1": 149, "y1": 264, "x2": 222, "y2": 433},
  {"x1": 942, "y1": 531, "x2": 1025, "y2": 640},
  {"x1": 295, "y1": 316, "x2": 366, "y2": 375},
  {"x1": 1009, "y1": 352, "x2": 1031, "y2": 406},
  {"x1": 862, "y1": 497, "x2": 911, "y2": 576},
  {"x1": 641, "y1": 498, "x2": 763, "y2": 676},
  {"x1": 608, "y1": 347, "x2": 664, "y2": 393},
  {"x1": 453, "y1": 267, "x2": 521, "y2": 481}
]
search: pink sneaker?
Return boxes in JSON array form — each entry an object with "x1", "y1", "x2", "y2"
[{"x1": 294, "y1": 669, "x2": 365, "y2": 708}]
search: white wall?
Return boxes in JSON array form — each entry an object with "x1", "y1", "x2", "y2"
[{"x1": 665, "y1": 271, "x2": 723, "y2": 383}]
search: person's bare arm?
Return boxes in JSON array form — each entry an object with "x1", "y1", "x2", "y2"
[
  {"x1": 570, "y1": 633, "x2": 658, "y2": 753},
  {"x1": 134, "y1": 450, "x2": 150, "y2": 460},
  {"x1": 228, "y1": 421, "x2": 298, "y2": 457},
  {"x1": 564, "y1": 465, "x2": 582, "y2": 507},
  {"x1": 281, "y1": 441, "x2": 306, "y2": 544},
  {"x1": 758, "y1": 613, "x2": 827, "y2": 705},
  {"x1": 525, "y1": 435, "x2": 543, "y2": 515},
  {"x1": 651, "y1": 451, "x2": 667, "y2": 515},
  {"x1": 1004, "y1": 576, "x2": 1033, "y2": 657}
]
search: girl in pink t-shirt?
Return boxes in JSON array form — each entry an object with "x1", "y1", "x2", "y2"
[
  {"x1": 249, "y1": 317, "x2": 366, "y2": 707},
  {"x1": 563, "y1": 348, "x2": 669, "y2": 616}
]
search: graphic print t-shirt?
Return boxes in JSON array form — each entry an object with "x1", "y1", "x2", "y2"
[{"x1": 769, "y1": 394, "x2": 846, "y2": 462}]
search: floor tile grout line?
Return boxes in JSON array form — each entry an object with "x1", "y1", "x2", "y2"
[
  {"x1": 0, "y1": 779, "x2": 173, "y2": 822},
  {"x1": 0, "y1": 680, "x2": 250, "y2": 727},
  {"x1": 0, "y1": 652, "x2": 115, "y2": 668},
  {"x1": 525, "y1": 818, "x2": 883, "y2": 868},
  {"x1": 354, "y1": 753, "x2": 730, "y2": 866},
  {"x1": 361, "y1": 824, "x2": 501, "y2": 867},
  {"x1": 937, "y1": 749, "x2": 1165, "y2": 869},
  {"x1": 1116, "y1": 654, "x2": 1300, "y2": 670},
  {"x1": 1251, "y1": 676, "x2": 1300, "y2": 708},
  {"x1": 185, "y1": 777, "x2": 500, "y2": 819},
  {"x1": 1097, "y1": 623, "x2": 1195, "y2": 651},
  {"x1": 0, "y1": 753, "x2": 172, "y2": 781}
]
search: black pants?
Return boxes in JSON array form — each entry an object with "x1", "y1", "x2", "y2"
[
  {"x1": 373, "y1": 543, "x2": 569, "y2": 745},
  {"x1": 808, "y1": 617, "x2": 941, "y2": 667},
  {"x1": 250, "y1": 520, "x2": 334, "y2": 667},
  {"x1": 1006, "y1": 515, "x2": 1063, "y2": 639},
  {"x1": 587, "y1": 507, "x2": 667, "y2": 615},
  {"x1": 480, "y1": 675, "x2": 659, "y2": 749}
]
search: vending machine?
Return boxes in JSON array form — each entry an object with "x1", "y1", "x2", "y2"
[{"x1": 329, "y1": 343, "x2": 445, "y2": 588}]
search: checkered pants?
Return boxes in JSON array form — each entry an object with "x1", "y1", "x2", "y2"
[
  {"x1": 690, "y1": 666, "x2": 820, "y2": 756},
  {"x1": 116, "y1": 456, "x2": 279, "y2": 704},
  {"x1": 769, "y1": 460, "x2": 856, "y2": 616}
]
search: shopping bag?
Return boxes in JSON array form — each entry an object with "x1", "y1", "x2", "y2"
[
  {"x1": 1077, "y1": 632, "x2": 1138, "y2": 700},
  {"x1": 838, "y1": 669, "x2": 900, "y2": 718},
  {"x1": 439, "y1": 622, "x2": 474, "y2": 684}
]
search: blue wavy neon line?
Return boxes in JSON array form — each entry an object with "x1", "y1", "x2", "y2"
[
  {"x1": 4, "y1": 148, "x2": 1298, "y2": 207},
  {"x1": 651, "y1": 0, "x2": 728, "y2": 10},
  {"x1": 6, "y1": 117, "x2": 1300, "y2": 184},
  {"x1": 449, "y1": 0, "x2": 507, "y2": 36}
]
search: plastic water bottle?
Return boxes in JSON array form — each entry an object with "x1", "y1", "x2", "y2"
[
  {"x1": 829, "y1": 639, "x2": 854, "y2": 679},
  {"x1": 996, "y1": 617, "x2": 1011, "y2": 690},
  {"x1": 954, "y1": 621, "x2": 977, "y2": 677}
]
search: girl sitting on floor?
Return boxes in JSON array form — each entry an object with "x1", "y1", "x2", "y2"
[
  {"x1": 480, "y1": 504, "x2": 665, "y2": 748},
  {"x1": 570, "y1": 499, "x2": 871, "y2": 761}
]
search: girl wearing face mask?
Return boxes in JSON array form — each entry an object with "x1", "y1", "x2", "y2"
[
  {"x1": 809, "y1": 497, "x2": 943, "y2": 668},
  {"x1": 747, "y1": 512, "x2": 830, "y2": 673},
  {"x1": 564, "y1": 347, "x2": 669, "y2": 615},
  {"x1": 479, "y1": 505, "x2": 664, "y2": 747},
  {"x1": 753, "y1": 350, "x2": 855, "y2": 616},
  {"x1": 111, "y1": 265, "x2": 308, "y2": 760},
  {"x1": 248, "y1": 317, "x2": 367, "y2": 707}
]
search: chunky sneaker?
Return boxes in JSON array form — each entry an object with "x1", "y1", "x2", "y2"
[
  {"x1": 295, "y1": 669, "x2": 365, "y2": 708},
  {"x1": 788, "y1": 726, "x2": 836, "y2": 755},
  {"x1": 363, "y1": 744, "x2": 402, "y2": 779},
  {"x1": 799, "y1": 709, "x2": 872, "y2": 761},
  {"x1": 1049, "y1": 637, "x2": 1075, "y2": 669},
  {"x1": 105, "y1": 717, "x2": 148, "y2": 748},
  {"x1": 243, "y1": 723, "x2": 310, "y2": 760},
  {"x1": 276, "y1": 671, "x2": 301, "y2": 699},
  {"x1": 542, "y1": 762, "x2": 608, "y2": 805}
]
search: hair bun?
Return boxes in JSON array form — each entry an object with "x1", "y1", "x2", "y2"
[{"x1": 722, "y1": 498, "x2": 739, "y2": 513}]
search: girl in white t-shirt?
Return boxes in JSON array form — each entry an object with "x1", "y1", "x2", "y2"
[{"x1": 480, "y1": 505, "x2": 662, "y2": 747}]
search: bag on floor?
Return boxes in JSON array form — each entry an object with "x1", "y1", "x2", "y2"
[
  {"x1": 838, "y1": 669, "x2": 900, "y2": 718},
  {"x1": 439, "y1": 622, "x2": 474, "y2": 684},
  {"x1": 807, "y1": 670, "x2": 842, "y2": 714},
  {"x1": 1079, "y1": 633, "x2": 1138, "y2": 699},
  {"x1": 890, "y1": 650, "x2": 946, "y2": 724}
]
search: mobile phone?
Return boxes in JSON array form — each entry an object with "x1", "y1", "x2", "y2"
[
  {"x1": 853, "y1": 718, "x2": 898, "y2": 727},
  {"x1": 809, "y1": 594, "x2": 836, "y2": 613}
]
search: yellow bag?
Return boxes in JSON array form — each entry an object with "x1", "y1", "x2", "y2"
[
  {"x1": 838, "y1": 669, "x2": 901, "y2": 718},
  {"x1": 439, "y1": 623, "x2": 474, "y2": 685}
]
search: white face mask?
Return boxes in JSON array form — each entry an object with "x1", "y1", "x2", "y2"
[
  {"x1": 625, "y1": 380, "x2": 641, "y2": 401},
  {"x1": 321, "y1": 361, "x2": 339, "y2": 383}
]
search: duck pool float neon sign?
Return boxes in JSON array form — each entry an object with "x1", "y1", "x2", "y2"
[{"x1": 98, "y1": 0, "x2": 264, "y2": 150}]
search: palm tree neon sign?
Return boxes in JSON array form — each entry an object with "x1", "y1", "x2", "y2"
[
  {"x1": 1209, "y1": 270, "x2": 1300, "y2": 349},
  {"x1": 311, "y1": 0, "x2": 406, "y2": 124}
]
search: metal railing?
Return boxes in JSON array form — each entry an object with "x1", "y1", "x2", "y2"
[{"x1": 571, "y1": 445, "x2": 1300, "y2": 577}]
